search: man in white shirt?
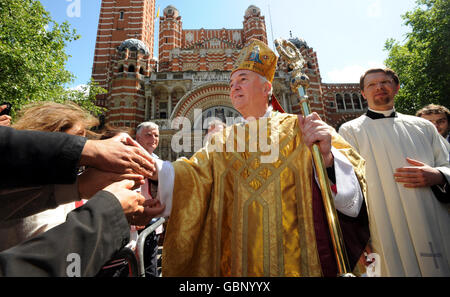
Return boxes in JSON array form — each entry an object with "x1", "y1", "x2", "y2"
[
  {"x1": 339, "y1": 68, "x2": 450, "y2": 276},
  {"x1": 135, "y1": 121, "x2": 163, "y2": 277}
]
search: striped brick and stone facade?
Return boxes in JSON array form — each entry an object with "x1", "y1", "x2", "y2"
[
  {"x1": 91, "y1": 0, "x2": 156, "y2": 127},
  {"x1": 92, "y1": 2, "x2": 367, "y2": 160}
]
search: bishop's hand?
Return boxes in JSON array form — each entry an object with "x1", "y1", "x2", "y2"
[{"x1": 298, "y1": 112, "x2": 334, "y2": 168}]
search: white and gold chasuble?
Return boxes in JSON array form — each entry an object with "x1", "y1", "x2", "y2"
[{"x1": 161, "y1": 112, "x2": 366, "y2": 276}]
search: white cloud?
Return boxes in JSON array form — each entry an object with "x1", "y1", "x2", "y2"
[
  {"x1": 67, "y1": 84, "x2": 89, "y2": 94},
  {"x1": 367, "y1": 0, "x2": 382, "y2": 18},
  {"x1": 325, "y1": 61, "x2": 386, "y2": 83}
]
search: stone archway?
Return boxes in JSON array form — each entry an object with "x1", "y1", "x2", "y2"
[{"x1": 170, "y1": 83, "x2": 238, "y2": 127}]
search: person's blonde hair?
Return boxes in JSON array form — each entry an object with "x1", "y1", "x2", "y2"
[{"x1": 13, "y1": 101, "x2": 99, "y2": 133}]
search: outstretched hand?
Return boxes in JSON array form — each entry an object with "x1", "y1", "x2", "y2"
[
  {"x1": 0, "y1": 105, "x2": 11, "y2": 127},
  {"x1": 80, "y1": 133, "x2": 157, "y2": 178},
  {"x1": 78, "y1": 167, "x2": 145, "y2": 200},
  {"x1": 129, "y1": 199, "x2": 165, "y2": 227},
  {"x1": 103, "y1": 179, "x2": 146, "y2": 223},
  {"x1": 394, "y1": 158, "x2": 445, "y2": 188}
]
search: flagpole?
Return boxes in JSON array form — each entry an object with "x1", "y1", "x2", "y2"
[{"x1": 268, "y1": 2, "x2": 275, "y2": 51}]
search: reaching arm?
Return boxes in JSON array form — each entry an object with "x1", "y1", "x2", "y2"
[
  {"x1": 0, "y1": 179, "x2": 150, "y2": 277},
  {"x1": 0, "y1": 126, "x2": 86, "y2": 187},
  {"x1": 0, "y1": 191, "x2": 130, "y2": 277},
  {"x1": 0, "y1": 127, "x2": 157, "y2": 188}
]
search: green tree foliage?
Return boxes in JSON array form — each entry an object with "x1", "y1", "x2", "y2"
[
  {"x1": 59, "y1": 79, "x2": 107, "y2": 117},
  {"x1": 0, "y1": 0, "x2": 105, "y2": 117},
  {"x1": 384, "y1": 0, "x2": 450, "y2": 114}
]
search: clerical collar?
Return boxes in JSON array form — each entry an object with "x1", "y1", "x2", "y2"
[{"x1": 366, "y1": 108, "x2": 397, "y2": 120}]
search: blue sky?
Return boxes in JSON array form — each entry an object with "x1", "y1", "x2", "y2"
[{"x1": 40, "y1": 0, "x2": 418, "y2": 88}]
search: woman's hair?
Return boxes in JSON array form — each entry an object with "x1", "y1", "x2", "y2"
[
  {"x1": 13, "y1": 101, "x2": 99, "y2": 133},
  {"x1": 99, "y1": 124, "x2": 132, "y2": 140}
]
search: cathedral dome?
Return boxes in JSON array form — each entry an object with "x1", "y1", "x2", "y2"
[
  {"x1": 164, "y1": 5, "x2": 179, "y2": 18},
  {"x1": 289, "y1": 37, "x2": 309, "y2": 49},
  {"x1": 117, "y1": 38, "x2": 150, "y2": 55},
  {"x1": 245, "y1": 5, "x2": 261, "y2": 17}
]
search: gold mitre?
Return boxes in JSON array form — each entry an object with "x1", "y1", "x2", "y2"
[{"x1": 232, "y1": 39, "x2": 278, "y2": 83}]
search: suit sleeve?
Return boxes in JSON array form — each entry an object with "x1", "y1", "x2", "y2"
[
  {"x1": 0, "y1": 126, "x2": 86, "y2": 187},
  {"x1": 0, "y1": 183, "x2": 80, "y2": 222},
  {"x1": 0, "y1": 191, "x2": 130, "y2": 276}
]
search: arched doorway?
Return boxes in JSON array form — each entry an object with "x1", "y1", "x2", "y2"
[
  {"x1": 170, "y1": 83, "x2": 242, "y2": 129},
  {"x1": 193, "y1": 106, "x2": 243, "y2": 130}
]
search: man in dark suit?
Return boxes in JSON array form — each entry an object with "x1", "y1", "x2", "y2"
[{"x1": 0, "y1": 126, "x2": 162, "y2": 276}]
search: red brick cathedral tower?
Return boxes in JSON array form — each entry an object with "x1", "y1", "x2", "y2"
[
  {"x1": 91, "y1": 2, "x2": 365, "y2": 155},
  {"x1": 91, "y1": 0, "x2": 156, "y2": 127}
]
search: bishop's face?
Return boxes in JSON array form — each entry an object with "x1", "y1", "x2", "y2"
[
  {"x1": 229, "y1": 70, "x2": 270, "y2": 119},
  {"x1": 361, "y1": 72, "x2": 400, "y2": 111}
]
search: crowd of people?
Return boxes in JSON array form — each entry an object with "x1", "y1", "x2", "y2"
[{"x1": 0, "y1": 39, "x2": 448, "y2": 277}]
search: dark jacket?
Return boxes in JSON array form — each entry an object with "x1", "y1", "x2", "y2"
[
  {"x1": 0, "y1": 191, "x2": 130, "y2": 276},
  {"x1": 0, "y1": 127, "x2": 130, "y2": 276},
  {"x1": 0, "y1": 126, "x2": 86, "y2": 187}
]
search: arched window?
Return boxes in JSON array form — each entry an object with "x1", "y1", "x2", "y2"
[
  {"x1": 118, "y1": 65, "x2": 124, "y2": 72},
  {"x1": 139, "y1": 67, "x2": 144, "y2": 75},
  {"x1": 344, "y1": 94, "x2": 353, "y2": 110},
  {"x1": 336, "y1": 94, "x2": 344, "y2": 110},
  {"x1": 128, "y1": 64, "x2": 135, "y2": 73},
  {"x1": 154, "y1": 87, "x2": 169, "y2": 119},
  {"x1": 159, "y1": 102, "x2": 168, "y2": 119},
  {"x1": 119, "y1": 11, "x2": 124, "y2": 20},
  {"x1": 353, "y1": 94, "x2": 361, "y2": 110}
]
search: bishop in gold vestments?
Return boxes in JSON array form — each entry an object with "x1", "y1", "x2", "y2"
[
  {"x1": 158, "y1": 112, "x2": 368, "y2": 276},
  {"x1": 155, "y1": 39, "x2": 369, "y2": 276}
]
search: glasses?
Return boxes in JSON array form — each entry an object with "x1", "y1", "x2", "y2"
[
  {"x1": 430, "y1": 118, "x2": 448, "y2": 126},
  {"x1": 364, "y1": 79, "x2": 393, "y2": 90}
]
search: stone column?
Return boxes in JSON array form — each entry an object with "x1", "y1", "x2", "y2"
[
  {"x1": 282, "y1": 92, "x2": 288, "y2": 113},
  {"x1": 151, "y1": 95, "x2": 156, "y2": 119},
  {"x1": 168, "y1": 93, "x2": 173, "y2": 118},
  {"x1": 144, "y1": 96, "x2": 150, "y2": 120}
]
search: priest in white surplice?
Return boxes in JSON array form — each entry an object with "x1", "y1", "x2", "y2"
[{"x1": 339, "y1": 68, "x2": 450, "y2": 277}]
